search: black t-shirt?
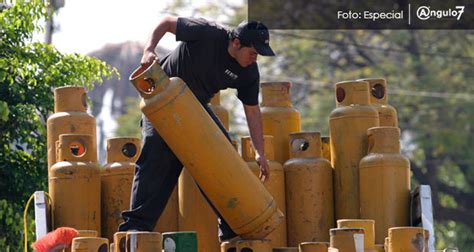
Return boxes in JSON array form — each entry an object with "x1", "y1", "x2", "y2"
[{"x1": 160, "y1": 17, "x2": 260, "y2": 105}]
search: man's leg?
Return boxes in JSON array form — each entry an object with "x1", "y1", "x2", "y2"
[{"x1": 119, "y1": 115, "x2": 183, "y2": 231}]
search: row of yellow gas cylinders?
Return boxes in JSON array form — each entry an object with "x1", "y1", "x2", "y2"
[
  {"x1": 48, "y1": 132, "x2": 141, "y2": 242},
  {"x1": 157, "y1": 77, "x2": 410, "y2": 250},
  {"x1": 62, "y1": 225, "x2": 430, "y2": 252},
  {"x1": 61, "y1": 230, "x2": 162, "y2": 251},
  {"x1": 221, "y1": 224, "x2": 430, "y2": 252},
  {"x1": 47, "y1": 64, "x2": 412, "y2": 252},
  {"x1": 46, "y1": 86, "x2": 143, "y2": 243}
]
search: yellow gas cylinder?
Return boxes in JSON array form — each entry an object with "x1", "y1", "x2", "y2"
[
  {"x1": 241, "y1": 135, "x2": 287, "y2": 247},
  {"x1": 298, "y1": 242, "x2": 329, "y2": 252},
  {"x1": 284, "y1": 132, "x2": 334, "y2": 246},
  {"x1": 360, "y1": 78, "x2": 398, "y2": 127},
  {"x1": 178, "y1": 167, "x2": 219, "y2": 252},
  {"x1": 47, "y1": 86, "x2": 97, "y2": 175},
  {"x1": 114, "y1": 232, "x2": 127, "y2": 252},
  {"x1": 65, "y1": 230, "x2": 98, "y2": 252},
  {"x1": 221, "y1": 241, "x2": 238, "y2": 252},
  {"x1": 329, "y1": 80, "x2": 379, "y2": 220},
  {"x1": 71, "y1": 237, "x2": 109, "y2": 252},
  {"x1": 321, "y1": 136, "x2": 331, "y2": 162},
  {"x1": 101, "y1": 137, "x2": 141, "y2": 242},
  {"x1": 337, "y1": 219, "x2": 375, "y2": 250},
  {"x1": 422, "y1": 229, "x2": 429, "y2": 252},
  {"x1": 76, "y1": 230, "x2": 98, "y2": 237},
  {"x1": 236, "y1": 240, "x2": 272, "y2": 252},
  {"x1": 273, "y1": 247, "x2": 298, "y2": 252},
  {"x1": 126, "y1": 231, "x2": 162, "y2": 251},
  {"x1": 374, "y1": 244, "x2": 385, "y2": 252},
  {"x1": 359, "y1": 127, "x2": 410, "y2": 244},
  {"x1": 260, "y1": 81, "x2": 301, "y2": 165},
  {"x1": 153, "y1": 185, "x2": 179, "y2": 233},
  {"x1": 49, "y1": 134, "x2": 101, "y2": 235},
  {"x1": 388, "y1": 227, "x2": 425, "y2": 252},
  {"x1": 209, "y1": 91, "x2": 230, "y2": 129},
  {"x1": 232, "y1": 139, "x2": 239, "y2": 150},
  {"x1": 177, "y1": 92, "x2": 229, "y2": 252},
  {"x1": 129, "y1": 61, "x2": 283, "y2": 239},
  {"x1": 330, "y1": 228, "x2": 365, "y2": 252}
]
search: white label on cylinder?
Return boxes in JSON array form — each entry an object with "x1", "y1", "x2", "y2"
[{"x1": 354, "y1": 233, "x2": 364, "y2": 252}]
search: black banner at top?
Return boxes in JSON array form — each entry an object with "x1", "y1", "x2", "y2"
[{"x1": 248, "y1": 0, "x2": 473, "y2": 29}]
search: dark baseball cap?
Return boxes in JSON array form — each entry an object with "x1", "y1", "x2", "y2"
[{"x1": 233, "y1": 21, "x2": 275, "y2": 56}]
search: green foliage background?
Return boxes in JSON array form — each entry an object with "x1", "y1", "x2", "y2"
[{"x1": 0, "y1": 1, "x2": 117, "y2": 250}]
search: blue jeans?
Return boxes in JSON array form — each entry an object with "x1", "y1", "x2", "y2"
[{"x1": 119, "y1": 104, "x2": 237, "y2": 241}]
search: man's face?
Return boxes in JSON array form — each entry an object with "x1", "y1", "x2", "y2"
[{"x1": 233, "y1": 39, "x2": 258, "y2": 67}]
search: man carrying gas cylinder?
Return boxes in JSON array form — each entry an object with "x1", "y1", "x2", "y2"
[{"x1": 119, "y1": 16, "x2": 275, "y2": 242}]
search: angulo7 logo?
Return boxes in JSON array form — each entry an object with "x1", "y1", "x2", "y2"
[{"x1": 416, "y1": 6, "x2": 465, "y2": 20}]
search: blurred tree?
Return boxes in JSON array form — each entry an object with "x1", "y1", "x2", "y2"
[
  {"x1": 115, "y1": 98, "x2": 142, "y2": 139},
  {"x1": 0, "y1": 0, "x2": 117, "y2": 250}
]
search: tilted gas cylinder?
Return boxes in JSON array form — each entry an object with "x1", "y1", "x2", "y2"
[
  {"x1": 359, "y1": 127, "x2": 410, "y2": 244},
  {"x1": 101, "y1": 137, "x2": 141, "y2": 242},
  {"x1": 129, "y1": 61, "x2": 283, "y2": 239},
  {"x1": 284, "y1": 132, "x2": 334, "y2": 246},
  {"x1": 329, "y1": 80, "x2": 379, "y2": 219},
  {"x1": 360, "y1": 78, "x2": 398, "y2": 127},
  {"x1": 47, "y1": 86, "x2": 96, "y2": 175},
  {"x1": 261, "y1": 82, "x2": 301, "y2": 165},
  {"x1": 178, "y1": 92, "x2": 228, "y2": 252},
  {"x1": 241, "y1": 135, "x2": 287, "y2": 247},
  {"x1": 49, "y1": 134, "x2": 101, "y2": 235}
]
